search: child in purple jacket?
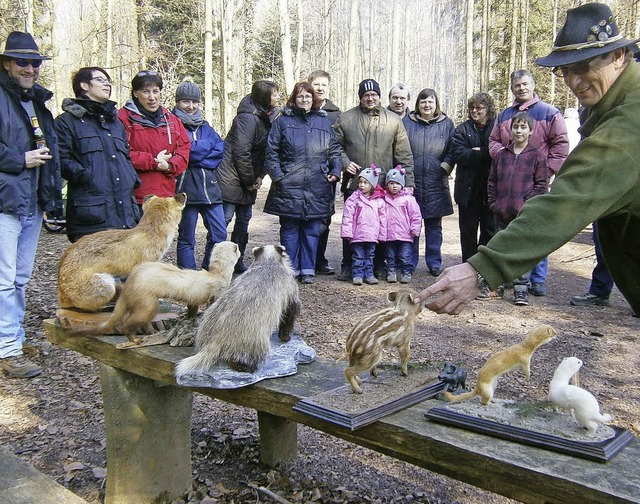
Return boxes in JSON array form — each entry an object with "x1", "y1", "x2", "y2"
[
  {"x1": 488, "y1": 112, "x2": 548, "y2": 306},
  {"x1": 384, "y1": 167, "x2": 422, "y2": 283},
  {"x1": 341, "y1": 165, "x2": 387, "y2": 285}
]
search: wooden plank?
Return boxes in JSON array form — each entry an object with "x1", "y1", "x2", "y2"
[{"x1": 43, "y1": 319, "x2": 640, "y2": 504}]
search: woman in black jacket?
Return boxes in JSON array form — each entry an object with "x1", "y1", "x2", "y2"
[
  {"x1": 217, "y1": 80, "x2": 279, "y2": 273},
  {"x1": 55, "y1": 67, "x2": 140, "y2": 242},
  {"x1": 263, "y1": 82, "x2": 342, "y2": 284},
  {"x1": 449, "y1": 92, "x2": 497, "y2": 263}
]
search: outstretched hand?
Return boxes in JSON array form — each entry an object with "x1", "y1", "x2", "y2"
[{"x1": 414, "y1": 263, "x2": 480, "y2": 315}]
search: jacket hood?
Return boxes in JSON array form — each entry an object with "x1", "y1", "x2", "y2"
[
  {"x1": 61, "y1": 97, "x2": 118, "y2": 119},
  {"x1": 322, "y1": 99, "x2": 340, "y2": 113},
  {"x1": 407, "y1": 111, "x2": 449, "y2": 125},
  {"x1": 281, "y1": 107, "x2": 327, "y2": 118}
]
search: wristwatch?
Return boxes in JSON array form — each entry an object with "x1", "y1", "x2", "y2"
[{"x1": 476, "y1": 271, "x2": 490, "y2": 290}]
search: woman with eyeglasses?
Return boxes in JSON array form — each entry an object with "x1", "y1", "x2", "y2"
[
  {"x1": 118, "y1": 70, "x2": 190, "y2": 207},
  {"x1": 55, "y1": 67, "x2": 141, "y2": 242},
  {"x1": 449, "y1": 93, "x2": 498, "y2": 268},
  {"x1": 403, "y1": 88, "x2": 455, "y2": 278},
  {"x1": 217, "y1": 80, "x2": 280, "y2": 273},
  {"x1": 263, "y1": 82, "x2": 342, "y2": 284}
]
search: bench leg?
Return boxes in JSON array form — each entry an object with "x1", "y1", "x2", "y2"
[
  {"x1": 99, "y1": 364, "x2": 193, "y2": 504},
  {"x1": 257, "y1": 411, "x2": 297, "y2": 466}
]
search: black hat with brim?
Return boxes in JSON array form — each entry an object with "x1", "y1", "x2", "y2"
[
  {"x1": 536, "y1": 3, "x2": 639, "y2": 67},
  {"x1": 0, "y1": 31, "x2": 51, "y2": 61}
]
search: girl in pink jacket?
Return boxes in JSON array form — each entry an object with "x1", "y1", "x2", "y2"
[
  {"x1": 341, "y1": 165, "x2": 387, "y2": 285},
  {"x1": 384, "y1": 167, "x2": 422, "y2": 283}
]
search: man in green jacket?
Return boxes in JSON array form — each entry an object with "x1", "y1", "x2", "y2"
[
  {"x1": 334, "y1": 78, "x2": 414, "y2": 280},
  {"x1": 416, "y1": 3, "x2": 640, "y2": 317}
]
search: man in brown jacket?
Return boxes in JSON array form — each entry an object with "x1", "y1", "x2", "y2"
[{"x1": 334, "y1": 79, "x2": 414, "y2": 280}]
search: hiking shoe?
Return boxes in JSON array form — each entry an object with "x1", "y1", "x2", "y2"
[
  {"x1": 387, "y1": 272, "x2": 397, "y2": 283},
  {"x1": 514, "y1": 290, "x2": 529, "y2": 306},
  {"x1": 476, "y1": 285, "x2": 503, "y2": 300},
  {"x1": 315, "y1": 265, "x2": 335, "y2": 275},
  {"x1": 234, "y1": 259, "x2": 248, "y2": 274},
  {"x1": 399, "y1": 273, "x2": 412, "y2": 284},
  {"x1": 352, "y1": 277, "x2": 363, "y2": 286},
  {"x1": 300, "y1": 275, "x2": 315, "y2": 284},
  {"x1": 337, "y1": 267, "x2": 352, "y2": 282},
  {"x1": 530, "y1": 283, "x2": 547, "y2": 296},
  {"x1": 570, "y1": 293, "x2": 610, "y2": 306},
  {"x1": 364, "y1": 277, "x2": 379, "y2": 285},
  {"x1": 374, "y1": 269, "x2": 386, "y2": 280},
  {"x1": 429, "y1": 267, "x2": 443, "y2": 277},
  {"x1": 0, "y1": 355, "x2": 43, "y2": 378}
]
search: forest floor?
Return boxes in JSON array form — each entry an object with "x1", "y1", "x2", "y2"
[{"x1": 1, "y1": 181, "x2": 639, "y2": 504}]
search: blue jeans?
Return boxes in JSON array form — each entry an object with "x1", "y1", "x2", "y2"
[
  {"x1": 351, "y1": 242, "x2": 376, "y2": 279},
  {"x1": 279, "y1": 217, "x2": 321, "y2": 276},
  {"x1": 386, "y1": 240, "x2": 413, "y2": 275},
  {"x1": 530, "y1": 258, "x2": 548, "y2": 285},
  {"x1": 412, "y1": 217, "x2": 443, "y2": 271},
  {"x1": 177, "y1": 204, "x2": 227, "y2": 270},
  {"x1": 591, "y1": 221, "x2": 614, "y2": 297},
  {"x1": 0, "y1": 212, "x2": 43, "y2": 358},
  {"x1": 223, "y1": 202, "x2": 252, "y2": 235}
]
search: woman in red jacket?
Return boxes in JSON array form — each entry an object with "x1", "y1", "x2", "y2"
[{"x1": 118, "y1": 70, "x2": 190, "y2": 206}]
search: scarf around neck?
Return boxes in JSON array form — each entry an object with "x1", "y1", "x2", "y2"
[{"x1": 172, "y1": 107, "x2": 204, "y2": 130}]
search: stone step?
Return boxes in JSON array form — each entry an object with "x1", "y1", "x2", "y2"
[{"x1": 0, "y1": 447, "x2": 88, "y2": 504}]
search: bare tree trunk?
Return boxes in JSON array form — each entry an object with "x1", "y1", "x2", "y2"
[
  {"x1": 204, "y1": 0, "x2": 213, "y2": 125},
  {"x1": 24, "y1": 0, "x2": 34, "y2": 32},
  {"x1": 507, "y1": 0, "x2": 519, "y2": 104},
  {"x1": 106, "y1": 0, "x2": 114, "y2": 69},
  {"x1": 136, "y1": 0, "x2": 147, "y2": 68},
  {"x1": 465, "y1": 0, "x2": 475, "y2": 99},
  {"x1": 346, "y1": 0, "x2": 359, "y2": 107},
  {"x1": 520, "y1": 0, "x2": 529, "y2": 68},
  {"x1": 279, "y1": 0, "x2": 295, "y2": 93},
  {"x1": 549, "y1": 0, "x2": 559, "y2": 102},
  {"x1": 294, "y1": 0, "x2": 303, "y2": 82},
  {"x1": 390, "y1": 0, "x2": 400, "y2": 84},
  {"x1": 481, "y1": 0, "x2": 490, "y2": 90}
]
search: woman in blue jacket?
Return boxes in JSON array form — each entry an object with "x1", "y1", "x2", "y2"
[
  {"x1": 264, "y1": 82, "x2": 342, "y2": 284},
  {"x1": 55, "y1": 67, "x2": 140, "y2": 242},
  {"x1": 173, "y1": 80, "x2": 226, "y2": 270},
  {"x1": 403, "y1": 88, "x2": 455, "y2": 276}
]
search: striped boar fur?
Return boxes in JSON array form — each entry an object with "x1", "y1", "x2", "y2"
[
  {"x1": 344, "y1": 289, "x2": 423, "y2": 393},
  {"x1": 174, "y1": 244, "x2": 301, "y2": 376}
]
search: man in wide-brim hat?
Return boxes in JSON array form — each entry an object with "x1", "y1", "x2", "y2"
[
  {"x1": 0, "y1": 31, "x2": 62, "y2": 379},
  {"x1": 414, "y1": 3, "x2": 640, "y2": 321}
]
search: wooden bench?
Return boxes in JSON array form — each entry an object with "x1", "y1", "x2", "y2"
[{"x1": 43, "y1": 319, "x2": 640, "y2": 504}]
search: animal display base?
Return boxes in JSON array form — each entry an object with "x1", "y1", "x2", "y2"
[{"x1": 426, "y1": 406, "x2": 634, "y2": 462}]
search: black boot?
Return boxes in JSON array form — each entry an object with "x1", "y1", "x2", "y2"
[{"x1": 231, "y1": 230, "x2": 249, "y2": 273}]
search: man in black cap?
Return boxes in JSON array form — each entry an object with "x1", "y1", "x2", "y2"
[
  {"x1": 415, "y1": 3, "x2": 640, "y2": 318},
  {"x1": 333, "y1": 78, "x2": 414, "y2": 280},
  {"x1": 0, "y1": 32, "x2": 62, "y2": 378}
]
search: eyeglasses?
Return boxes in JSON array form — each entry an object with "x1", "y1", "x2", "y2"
[
  {"x1": 469, "y1": 105, "x2": 486, "y2": 111},
  {"x1": 15, "y1": 58, "x2": 42, "y2": 68},
  {"x1": 90, "y1": 76, "x2": 112, "y2": 84},
  {"x1": 552, "y1": 56, "x2": 602, "y2": 78},
  {"x1": 136, "y1": 70, "x2": 158, "y2": 77},
  {"x1": 296, "y1": 94, "x2": 312, "y2": 101}
]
